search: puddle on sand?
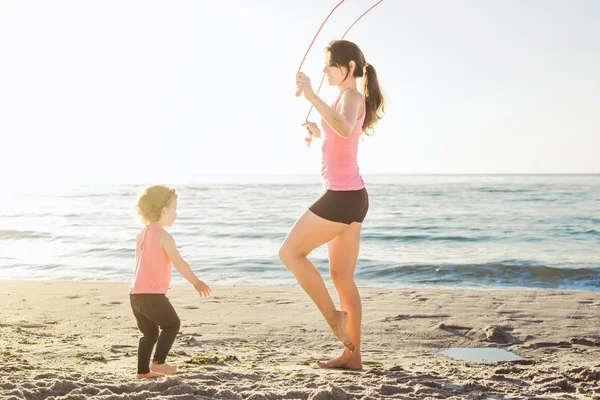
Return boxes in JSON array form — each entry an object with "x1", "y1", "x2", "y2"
[{"x1": 439, "y1": 348, "x2": 526, "y2": 363}]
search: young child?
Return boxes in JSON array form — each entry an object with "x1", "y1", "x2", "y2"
[{"x1": 129, "y1": 184, "x2": 211, "y2": 379}]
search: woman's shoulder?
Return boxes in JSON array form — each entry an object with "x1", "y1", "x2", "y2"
[{"x1": 339, "y1": 89, "x2": 363, "y2": 104}]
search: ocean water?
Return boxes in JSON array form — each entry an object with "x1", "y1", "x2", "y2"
[{"x1": 1, "y1": 174, "x2": 599, "y2": 290}]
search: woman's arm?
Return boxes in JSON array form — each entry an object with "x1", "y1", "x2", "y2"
[{"x1": 296, "y1": 72, "x2": 362, "y2": 138}]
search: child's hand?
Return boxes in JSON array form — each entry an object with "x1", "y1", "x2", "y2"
[{"x1": 194, "y1": 280, "x2": 211, "y2": 298}]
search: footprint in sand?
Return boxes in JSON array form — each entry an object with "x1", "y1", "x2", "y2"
[
  {"x1": 98, "y1": 301, "x2": 123, "y2": 307},
  {"x1": 566, "y1": 315, "x2": 585, "y2": 320},
  {"x1": 9, "y1": 319, "x2": 46, "y2": 329},
  {"x1": 525, "y1": 341, "x2": 572, "y2": 349},
  {"x1": 182, "y1": 305, "x2": 199, "y2": 310},
  {"x1": 187, "y1": 322, "x2": 217, "y2": 327},
  {"x1": 569, "y1": 338, "x2": 600, "y2": 346},
  {"x1": 437, "y1": 323, "x2": 473, "y2": 335},
  {"x1": 384, "y1": 315, "x2": 409, "y2": 322},
  {"x1": 33, "y1": 373, "x2": 60, "y2": 380},
  {"x1": 385, "y1": 314, "x2": 449, "y2": 322},
  {"x1": 109, "y1": 344, "x2": 135, "y2": 353},
  {"x1": 64, "y1": 295, "x2": 82, "y2": 300},
  {"x1": 578, "y1": 299, "x2": 595, "y2": 305}
]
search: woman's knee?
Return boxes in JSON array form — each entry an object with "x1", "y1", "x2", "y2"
[
  {"x1": 278, "y1": 244, "x2": 288, "y2": 264},
  {"x1": 279, "y1": 242, "x2": 300, "y2": 267},
  {"x1": 330, "y1": 268, "x2": 355, "y2": 288}
]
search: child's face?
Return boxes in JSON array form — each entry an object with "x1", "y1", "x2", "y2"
[{"x1": 161, "y1": 199, "x2": 178, "y2": 227}]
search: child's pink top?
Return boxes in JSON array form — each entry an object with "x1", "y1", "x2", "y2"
[
  {"x1": 129, "y1": 225, "x2": 172, "y2": 294},
  {"x1": 320, "y1": 91, "x2": 366, "y2": 191}
]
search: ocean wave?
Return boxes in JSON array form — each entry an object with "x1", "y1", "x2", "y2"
[
  {"x1": 0, "y1": 230, "x2": 51, "y2": 240},
  {"x1": 473, "y1": 188, "x2": 533, "y2": 193},
  {"x1": 80, "y1": 247, "x2": 133, "y2": 257},
  {"x1": 357, "y1": 262, "x2": 600, "y2": 290},
  {"x1": 361, "y1": 233, "x2": 494, "y2": 243},
  {"x1": 208, "y1": 232, "x2": 287, "y2": 241}
]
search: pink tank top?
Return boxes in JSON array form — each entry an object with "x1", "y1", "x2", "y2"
[
  {"x1": 129, "y1": 225, "x2": 173, "y2": 294},
  {"x1": 320, "y1": 91, "x2": 366, "y2": 191}
]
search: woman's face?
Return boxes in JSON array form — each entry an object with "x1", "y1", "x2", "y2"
[{"x1": 323, "y1": 52, "x2": 349, "y2": 86}]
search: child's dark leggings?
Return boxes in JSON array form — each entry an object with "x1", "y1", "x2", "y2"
[{"x1": 130, "y1": 294, "x2": 180, "y2": 374}]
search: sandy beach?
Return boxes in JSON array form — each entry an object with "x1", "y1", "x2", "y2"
[{"x1": 1, "y1": 280, "x2": 599, "y2": 399}]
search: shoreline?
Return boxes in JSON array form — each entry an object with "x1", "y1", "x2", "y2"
[{"x1": 2, "y1": 278, "x2": 598, "y2": 293}]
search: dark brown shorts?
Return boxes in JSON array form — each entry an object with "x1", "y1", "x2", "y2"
[{"x1": 309, "y1": 188, "x2": 369, "y2": 224}]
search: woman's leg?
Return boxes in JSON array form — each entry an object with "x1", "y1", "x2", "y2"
[
  {"x1": 318, "y1": 222, "x2": 364, "y2": 370},
  {"x1": 279, "y1": 209, "x2": 354, "y2": 351}
]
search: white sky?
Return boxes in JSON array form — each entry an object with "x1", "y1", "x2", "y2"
[{"x1": 1, "y1": 0, "x2": 599, "y2": 184}]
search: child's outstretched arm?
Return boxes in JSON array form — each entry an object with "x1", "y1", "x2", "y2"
[{"x1": 159, "y1": 231, "x2": 211, "y2": 297}]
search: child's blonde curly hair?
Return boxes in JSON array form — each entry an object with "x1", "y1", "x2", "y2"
[{"x1": 135, "y1": 185, "x2": 178, "y2": 224}]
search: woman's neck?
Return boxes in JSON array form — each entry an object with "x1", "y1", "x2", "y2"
[{"x1": 338, "y1": 78, "x2": 357, "y2": 95}]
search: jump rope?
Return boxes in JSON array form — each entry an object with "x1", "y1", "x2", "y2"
[{"x1": 295, "y1": 0, "x2": 385, "y2": 146}]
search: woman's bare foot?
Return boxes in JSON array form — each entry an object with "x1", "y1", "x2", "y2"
[
  {"x1": 317, "y1": 349, "x2": 363, "y2": 370},
  {"x1": 330, "y1": 310, "x2": 355, "y2": 352},
  {"x1": 136, "y1": 371, "x2": 164, "y2": 379},
  {"x1": 150, "y1": 362, "x2": 177, "y2": 375}
]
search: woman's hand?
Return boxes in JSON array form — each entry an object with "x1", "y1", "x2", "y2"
[
  {"x1": 296, "y1": 72, "x2": 315, "y2": 99},
  {"x1": 302, "y1": 121, "x2": 321, "y2": 138}
]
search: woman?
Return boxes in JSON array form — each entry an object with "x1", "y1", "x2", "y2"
[{"x1": 279, "y1": 40, "x2": 385, "y2": 370}]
